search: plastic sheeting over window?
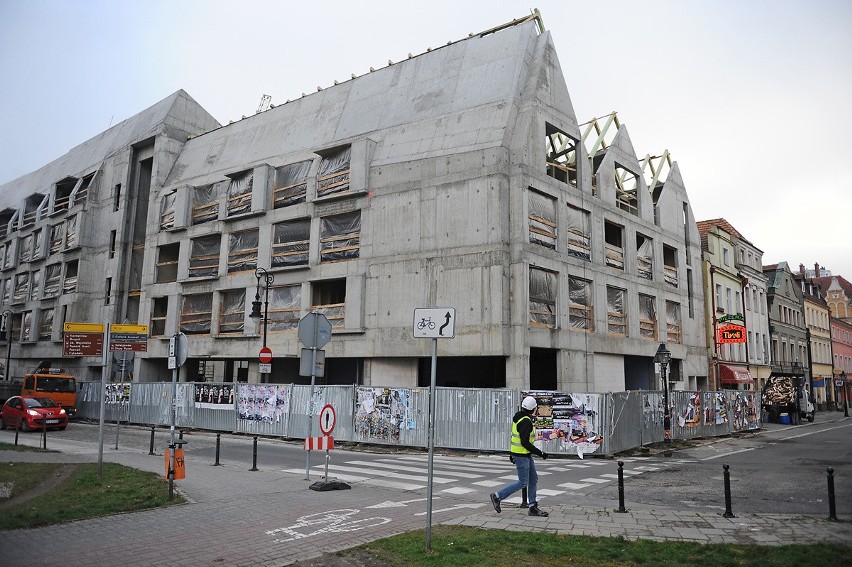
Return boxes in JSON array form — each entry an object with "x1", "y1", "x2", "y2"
[
  {"x1": 189, "y1": 234, "x2": 221, "y2": 278},
  {"x1": 192, "y1": 183, "x2": 222, "y2": 225},
  {"x1": 528, "y1": 191, "x2": 556, "y2": 249},
  {"x1": 320, "y1": 211, "x2": 360, "y2": 262},
  {"x1": 13, "y1": 273, "x2": 28, "y2": 301},
  {"x1": 272, "y1": 219, "x2": 309, "y2": 268},
  {"x1": 156, "y1": 245, "x2": 179, "y2": 283},
  {"x1": 30, "y1": 269, "x2": 40, "y2": 300},
  {"x1": 181, "y1": 293, "x2": 212, "y2": 334},
  {"x1": 607, "y1": 286, "x2": 626, "y2": 336},
  {"x1": 21, "y1": 311, "x2": 32, "y2": 341},
  {"x1": 39, "y1": 307, "x2": 54, "y2": 340},
  {"x1": 666, "y1": 301, "x2": 682, "y2": 344},
  {"x1": 32, "y1": 229, "x2": 43, "y2": 260},
  {"x1": 312, "y1": 280, "x2": 345, "y2": 328},
  {"x1": 639, "y1": 294, "x2": 657, "y2": 339},
  {"x1": 569, "y1": 276, "x2": 593, "y2": 330},
  {"x1": 160, "y1": 191, "x2": 176, "y2": 230},
  {"x1": 227, "y1": 171, "x2": 253, "y2": 216},
  {"x1": 268, "y1": 285, "x2": 301, "y2": 331},
  {"x1": 43, "y1": 264, "x2": 61, "y2": 298},
  {"x1": 1, "y1": 279, "x2": 9, "y2": 303},
  {"x1": 64, "y1": 215, "x2": 77, "y2": 249},
  {"x1": 227, "y1": 230, "x2": 258, "y2": 273},
  {"x1": 18, "y1": 234, "x2": 32, "y2": 263},
  {"x1": 316, "y1": 146, "x2": 351, "y2": 198},
  {"x1": 274, "y1": 161, "x2": 311, "y2": 208},
  {"x1": 604, "y1": 223, "x2": 623, "y2": 269},
  {"x1": 663, "y1": 245, "x2": 678, "y2": 287},
  {"x1": 49, "y1": 224, "x2": 63, "y2": 255},
  {"x1": 529, "y1": 268, "x2": 556, "y2": 328},
  {"x1": 636, "y1": 234, "x2": 653, "y2": 280},
  {"x1": 219, "y1": 289, "x2": 245, "y2": 334}
]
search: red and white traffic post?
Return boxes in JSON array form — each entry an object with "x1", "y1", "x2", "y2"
[{"x1": 304, "y1": 404, "x2": 337, "y2": 482}]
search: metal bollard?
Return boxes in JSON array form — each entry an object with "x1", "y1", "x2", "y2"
[
  {"x1": 722, "y1": 464, "x2": 735, "y2": 518},
  {"x1": 827, "y1": 468, "x2": 838, "y2": 521},
  {"x1": 249, "y1": 435, "x2": 259, "y2": 471},
  {"x1": 149, "y1": 426, "x2": 156, "y2": 455},
  {"x1": 520, "y1": 487, "x2": 528, "y2": 508},
  {"x1": 14, "y1": 419, "x2": 21, "y2": 445},
  {"x1": 214, "y1": 433, "x2": 222, "y2": 466},
  {"x1": 616, "y1": 461, "x2": 627, "y2": 513},
  {"x1": 42, "y1": 420, "x2": 47, "y2": 450},
  {"x1": 179, "y1": 429, "x2": 184, "y2": 441}
]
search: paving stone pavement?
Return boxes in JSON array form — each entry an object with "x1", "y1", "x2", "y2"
[{"x1": 1, "y1": 428, "x2": 851, "y2": 566}]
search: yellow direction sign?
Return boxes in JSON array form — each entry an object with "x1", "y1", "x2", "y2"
[
  {"x1": 64, "y1": 322, "x2": 105, "y2": 333},
  {"x1": 112, "y1": 324, "x2": 149, "y2": 334}
]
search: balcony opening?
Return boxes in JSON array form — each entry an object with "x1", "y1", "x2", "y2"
[{"x1": 604, "y1": 221, "x2": 624, "y2": 270}]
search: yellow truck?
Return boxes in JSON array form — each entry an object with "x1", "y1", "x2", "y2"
[{"x1": 21, "y1": 367, "x2": 78, "y2": 416}]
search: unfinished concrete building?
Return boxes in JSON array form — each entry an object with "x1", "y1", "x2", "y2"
[{"x1": 0, "y1": 14, "x2": 707, "y2": 391}]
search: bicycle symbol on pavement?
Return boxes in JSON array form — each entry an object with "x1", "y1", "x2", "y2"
[
  {"x1": 416, "y1": 317, "x2": 436, "y2": 330},
  {"x1": 266, "y1": 509, "x2": 391, "y2": 543}
]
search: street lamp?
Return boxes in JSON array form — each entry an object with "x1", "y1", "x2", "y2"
[
  {"x1": 654, "y1": 342, "x2": 672, "y2": 443},
  {"x1": 842, "y1": 371, "x2": 849, "y2": 418},
  {"x1": 1, "y1": 310, "x2": 11, "y2": 382},
  {"x1": 249, "y1": 267, "x2": 274, "y2": 348}
]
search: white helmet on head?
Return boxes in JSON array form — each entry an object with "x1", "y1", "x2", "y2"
[{"x1": 521, "y1": 396, "x2": 537, "y2": 411}]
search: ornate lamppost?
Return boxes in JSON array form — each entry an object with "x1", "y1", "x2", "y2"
[
  {"x1": 249, "y1": 268, "x2": 274, "y2": 377},
  {"x1": 654, "y1": 342, "x2": 672, "y2": 443}
]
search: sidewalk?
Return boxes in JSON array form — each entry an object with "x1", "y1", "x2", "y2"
[{"x1": 1, "y1": 420, "x2": 851, "y2": 567}]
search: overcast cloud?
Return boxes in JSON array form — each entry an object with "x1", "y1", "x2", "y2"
[{"x1": 1, "y1": 0, "x2": 850, "y2": 277}]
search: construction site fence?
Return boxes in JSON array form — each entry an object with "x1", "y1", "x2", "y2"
[{"x1": 76, "y1": 382, "x2": 763, "y2": 457}]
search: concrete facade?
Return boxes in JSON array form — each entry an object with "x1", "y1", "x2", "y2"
[{"x1": 0, "y1": 18, "x2": 707, "y2": 390}]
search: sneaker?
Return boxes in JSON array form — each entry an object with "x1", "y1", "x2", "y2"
[
  {"x1": 528, "y1": 506, "x2": 549, "y2": 517},
  {"x1": 489, "y1": 493, "x2": 501, "y2": 513}
]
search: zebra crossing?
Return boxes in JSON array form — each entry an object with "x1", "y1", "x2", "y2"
[{"x1": 282, "y1": 454, "x2": 695, "y2": 503}]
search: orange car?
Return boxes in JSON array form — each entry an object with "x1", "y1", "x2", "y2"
[{"x1": 0, "y1": 396, "x2": 68, "y2": 431}]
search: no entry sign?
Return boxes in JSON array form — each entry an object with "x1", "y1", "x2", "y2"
[{"x1": 259, "y1": 346, "x2": 273, "y2": 364}]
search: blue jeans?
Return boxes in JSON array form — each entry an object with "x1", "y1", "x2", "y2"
[{"x1": 495, "y1": 455, "x2": 538, "y2": 506}]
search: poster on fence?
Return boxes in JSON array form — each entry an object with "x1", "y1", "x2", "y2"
[
  {"x1": 730, "y1": 391, "x2": 760, "y2": 431},
  {"x1": 105, "y1": 383, "x2": 131, "y2": 405},
  {"x1": 194, "y1": 383, "x2": 236, "y2": 409},
  {"x1": 522, "y1": 390, "x2": 604, "y2": 457},
  {"x1": 237, "y1": 384, "x2": 290, "y2": 422},
  {"x1": 677, "y1": 391, "x2": 702, "y2": 428},
  {"x1": 354, "y1": 387, "x2": 413, "y2": 443},
  {"x1": 704, "y1": 392, "x2": 729, "y2": 425}
]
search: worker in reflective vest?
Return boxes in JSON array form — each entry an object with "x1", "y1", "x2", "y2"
[{"x1": 489, "y1": 396, "x2": 549, "y2": 517}]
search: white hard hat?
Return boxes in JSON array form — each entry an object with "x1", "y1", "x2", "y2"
[{"x1": 521, "y1": 396, "x2": 537, "y2": 411}]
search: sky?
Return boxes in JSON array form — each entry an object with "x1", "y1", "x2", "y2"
[{"x1": 1, "y1": 0, "x2": 850, "y2": 279}]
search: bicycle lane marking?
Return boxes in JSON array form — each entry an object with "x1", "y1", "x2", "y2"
[{"x1": 265, "y1": 508, "x2": 391, "y2": 543}]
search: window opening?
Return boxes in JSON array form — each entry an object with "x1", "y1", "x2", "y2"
[
  {"x1": 1, "y1": 278, "x2": 9, "y2": 303},
  {"x1": 30, "y1": 269, "x2": 40, "y2": 300},
  {"x1": 568, "y1": 276, "x2": 594, "y2": 331},
  {"x1": 189, "y1": 234, "x2": 221, "y2": 278},
  {"x1": 666, "y1": 301, "x2": 682, "y2": 344},
  {"x1": 191, "y1": 183, "x2": 222, "y2": 225},
  {"x1": 13, "y1": 273, "x2": 29, "y2": 301},
  {"x1": 604, "y1": 221, "x2": 624, "y2": 269},
  {"x1": 32, "y1": 229, "x2": 43, "y2": 260},
  {"x1": 160, "y1": 191, "x2": 176, "y2": 230},
  {"x1": 545, "y1": 123, "x2": 578, "y2": 185},
  {"x1": 21, "y1": 311, "x2": 32, "y2": 341},
  {"x1": 226, "y1": 170, "x2": 253, "y2": 217},
  {"x1": 312, "y1": 279, "x2": 346, "y2": 328},
  {"x1": 687, "y1": 268, "x2": 695, "y2": 318},
  {"x1": 528, "y1": 190, "x2": 557, "y2": 249},
  {"x1": 274, "y1": 160, "x2": 311, "y2": 208},
  {"x1": 219, "y1": 289, "x2": 245, "y2": 334},
  {"x1": 53, "y1": 177, "x2": 77, "y2": 215},
  {"x1": 109, "y1": 230, "x2": 117, "y2": 259},
  {"x1": 64, "y1": 215, "x2": 78, "y2": 249},
  {"x1": 227, "y1": 229, "x2": 259, "y2": 273},
  {"x1": 104, "y1": 277, "x2": 112, "y2": 304},
  {"x1": 607, "y1": 287, "x2": 627, "y2": 335},
  {"x1": 113, "y1": 184, "x2": 122, "y2": 211},
  {"x1": 636, "y1": 233, "x2": 653, "y2": 280},
  {"x1": 565, "y1": 205, "x2": 591, "y2": 260},
  {"x1": 23, "y1": 195, "x2": 42, "y2": 228},
  {"x1": 320, "y1": 211, "x2": 360, "y2": 262},
  {"x1": 529, "y1": 268, "x2": 557, "y2": 329},
  {"x1": 614, "y1": 165, "x2": 639, "y2": 215},
  {"x1": 268, "y1": 285, "x2": 301, "y2": 331},
  {"x1": 18, "y1": 234, "x2": 32, "y2": 264},
  {"x1": 639, "y1": 294, "x2": 657, "y2": 339},
  {"x1": 272, "y1": 219, "x2": 310, "y2": 268},
  {"x1": 49, "y1": 224, "x2": 63, "y2": 255},
  {"x1": 43, "y1": 264, "x2": 61, "y2": 298},
  {"x1": 663, "y1": 245, "x2": 678, "y2": 287},
  {"x1": 151, "y1": 297, "x2": 168, "y2": 337},
  {"x1": 1, "y1": 242, "x2": 11, "y2": 270},
  {"x1": 39, "y1": 308, "x2": 54, "y2": 341},
  {"x1": 180, "y1": 293, "x2": 213, "y2": 334},
  {"x1": 155, "y1": 244, "x2": 179, "y2": 283},
  {"x1": 63, "y1": 260, "x2": 78, "y2": 294},
  {"x1": 316, "y1": 146, "x2": 351, "y2": 198}
]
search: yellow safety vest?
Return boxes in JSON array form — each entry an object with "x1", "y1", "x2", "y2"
[{"x1": 510, "y1": 414, "x2": 533, "y2": 455}]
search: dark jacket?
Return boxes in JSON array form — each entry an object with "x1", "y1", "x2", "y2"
[{"x1": 512, "y1": 409, "x2": 544, "y2": 458}]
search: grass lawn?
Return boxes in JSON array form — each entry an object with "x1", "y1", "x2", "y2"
[
  {"x1": 350, "y1": 525, "x2": 852, "y2": 567},
  {"x1": 0, "y1": 460, "x2": 184, "y2": 530}
]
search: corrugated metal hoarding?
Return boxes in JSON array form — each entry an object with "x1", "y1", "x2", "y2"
[{"x1": 434, "y1": 387, "x2": 516, "y2": 451}]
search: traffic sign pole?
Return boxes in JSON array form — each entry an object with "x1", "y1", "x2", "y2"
[{"x1": 426, "y1": 337, "x2": 437, "y2": 551}]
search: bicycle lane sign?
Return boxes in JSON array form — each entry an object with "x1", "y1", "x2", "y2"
[
  {"x1": 265, "y1": 509, "x2": 391, "y2": 543},
  {"x1": 413, "y1": 307, "x2": 455, "y2": 338}
]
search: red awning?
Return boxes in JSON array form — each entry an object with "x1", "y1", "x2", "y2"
[{"x1": 720, "y1": 364, "x2": 753, "y2": 385}]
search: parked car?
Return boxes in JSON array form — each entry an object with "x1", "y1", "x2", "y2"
[{"x1": 0, "y1": 396, "x2": 68, "y2": 431}]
